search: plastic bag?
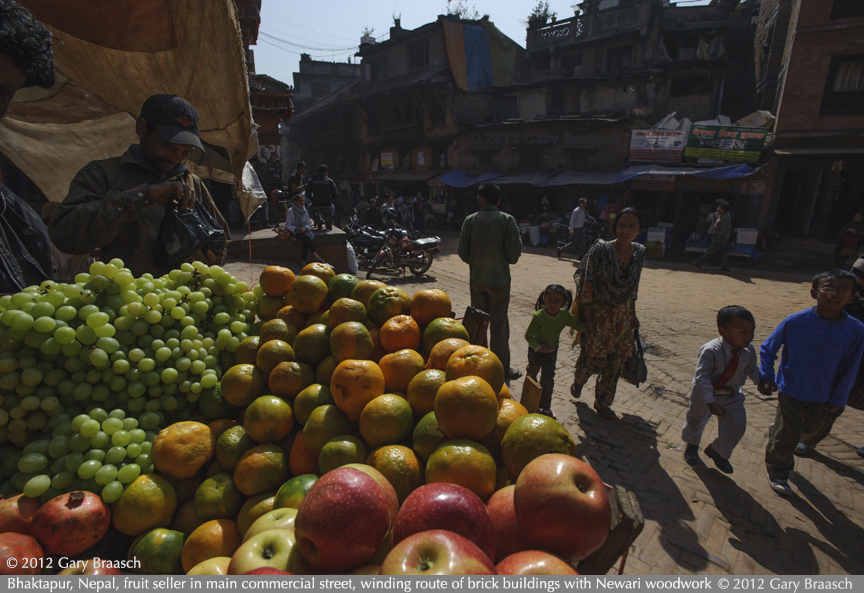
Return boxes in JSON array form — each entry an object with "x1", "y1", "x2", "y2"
[{"x1": 155, "y1": 200, "x2": 227, "y2": 271}]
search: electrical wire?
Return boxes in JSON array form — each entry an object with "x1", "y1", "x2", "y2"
[
  {"x1": 262, "y1": 10, "x2": 361, "y2": 42},
  {"x1": 260, "y1": 28, "x2": 359, "y2": 51}
]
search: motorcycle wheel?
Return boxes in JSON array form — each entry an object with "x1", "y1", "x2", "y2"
[
  {"x1": 408, "y1": 252, "x2": 433, "y2": 276},
  {"x1": 366, "y1": 249, "x2": 387, "y2": 279}
]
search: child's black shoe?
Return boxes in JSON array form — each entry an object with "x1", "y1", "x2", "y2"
[
  {"x1": 704, "y1": 444, "x2": 733, "y2": 474},
  {"x1": 684, "y1": 444, "x2": 700, "y2": 467}
]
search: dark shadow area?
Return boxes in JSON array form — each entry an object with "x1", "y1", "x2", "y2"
[
  {"x1": 803, "y1": 449, "x2": 864, "y2": 488},
  {"x1": 572, "y1": 402, "x2": 710, "y2": 572}
]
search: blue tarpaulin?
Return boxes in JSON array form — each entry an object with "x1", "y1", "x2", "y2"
[
  {"x1": 438, "y1": 170, "x2": 502, "y2": 188},
  {"x1": 463, "y1": 25, "x2": 494, "y2": 90},
  {"x1": 616, "y1": 164, "x2": 755, "y2": 182}
]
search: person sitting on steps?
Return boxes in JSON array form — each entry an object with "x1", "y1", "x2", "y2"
[{"x1": 277, "y1": 194, "x2": 325, "y2": 267}]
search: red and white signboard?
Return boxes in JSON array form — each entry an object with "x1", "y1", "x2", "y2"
[
  {"x1": 631, "y1": 174, "x2": 676, "y2": 191},
  {"x1": 629, "y1": 130, "x2": 686, "y2": 163}
]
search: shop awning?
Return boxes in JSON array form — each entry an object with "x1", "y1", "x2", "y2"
[
  {"x1": 493, "y1": 174, "x2": 551, "y2": 185},
  {"x1": 540, "y1": 171, "x2": 621, "y2": 186},
  {"x1": 438, "y1": 170, "x2": 502, "y2": 188},
  {"x1": 616, "y1": 164, "x2": 756, "y2": 181},
  {"x1": 375, "y1": 171, "x2": 442, "y2": 182}
]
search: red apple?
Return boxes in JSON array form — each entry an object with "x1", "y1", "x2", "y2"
[
  {"x1": 244, "y1": 567, "x2": 294, "y2": 575},
  {"x1": 380, "y1": 530, "x2": 496, "y2": 575},
  {"x1": 514, "y1": 454, "x2": 611, "y2": 562},
  {"x1": 228, "y1": 529, "x2": 312, "y2": 575},
  {"x1": 58, "y1": 558, "x2": 123, "y2": 576},
  {"x1": 0, "y1": 533, "x2": 43, "y2": 575},
  {"x1": 294, "y1": 467, "x2": 391, "y2": 572},
  {"x1": 344, "y1": 463, "x2": 400, "y2": 528},
  {"x1": 496, "y1": 550, "x2": 579, "y2": 575},
  {"x1": 0, "y1": 494, "x2": 40, "y2": 534},
  {"x1": 486, "y1": 485, "x2": 529, "y2": 562},
  {"x1": 393, "y1": 483, "x2": 495, "y2": 561}
]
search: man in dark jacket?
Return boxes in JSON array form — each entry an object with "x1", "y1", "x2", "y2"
[
  {"x1": 306, "y1": 164, "x2": 338, "y2": 231},
  {"x1": 0, "y1": 0, "x2": 54, "y2": 293}
]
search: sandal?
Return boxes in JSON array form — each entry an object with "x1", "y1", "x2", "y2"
[
  {"x1": 594, "y1": 403, "x2": 617, "y2": 420},
  {"x1": 570, "y1": 382, "x2": 582, "y2": 399},
  {"x1": 538, "y1": 408, "x2": 557, "y2": 420}
]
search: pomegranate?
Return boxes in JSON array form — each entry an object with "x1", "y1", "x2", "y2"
[
  {"x1": 29, "y1": 491, "x2": 111, "y2": 556},
  {"x1": 0, "y1": 533, "x2": 43, "y2": 575},
  {"x1": 0, "y1": 494, "x2": 41, "y2": 534}
]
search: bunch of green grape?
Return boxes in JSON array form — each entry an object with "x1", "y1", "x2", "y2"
[
  {"x1": 4, "y1": 407, "x2": 159, "y2": 503},
  {"x1": 0, "y1": 258, "x2": 261, "y2": 449}
]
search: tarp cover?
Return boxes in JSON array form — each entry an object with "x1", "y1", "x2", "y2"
[
  {"x1": 0, "y1": 0, "x2": 253, "y2": 203},
  {"x1": 438, "y1": 170, "x2": 502, "y2": 188},
  {"x1": 616, "y1": 164, "x2": 755, "y2": 182},
  {"x1": 442, "y1": 18, "x2": 521, "y2": 91}
]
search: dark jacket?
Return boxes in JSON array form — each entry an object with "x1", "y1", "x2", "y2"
[
  {"x1": 306, "y1": 173, "x2": 338, "y2": 208},
  {"x1": 0, "y1": 185, "x2": 52, "y2": 293}
]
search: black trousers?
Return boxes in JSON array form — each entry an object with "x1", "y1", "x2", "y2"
[
  {"x1": 766, "y1": 393, "x2": 827, "y2": 480},
  {"x1": 295, "y1": 232, "x2": 317, "y2": 261},
  {"x1": 527, "y1": 347, "x2": 558, "y2": 410}
]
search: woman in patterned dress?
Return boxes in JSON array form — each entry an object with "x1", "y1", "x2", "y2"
[{"x1": 570, "y1": 208, "x2": 645, "y2": 419}]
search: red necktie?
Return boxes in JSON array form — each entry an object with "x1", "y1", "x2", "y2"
[{"x1": 713, "y1": 348, "x2": 740, "y2": 388}]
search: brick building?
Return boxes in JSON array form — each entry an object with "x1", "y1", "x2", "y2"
[{"x1": 292, "y1": 54, "x2": 362, "y2": 115}]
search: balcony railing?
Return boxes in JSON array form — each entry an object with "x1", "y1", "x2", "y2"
[{"x1": 527, "y1": 4, "x2": 645, "y2": 50}]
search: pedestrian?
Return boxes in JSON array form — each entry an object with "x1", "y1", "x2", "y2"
[
  {"x1": 570, "y1": 207, "x2": 646, "y2": 420},
  {"x1": 834, "y1": 211, "x2": 864, "y2": 267},
  {"x1": 694, "y1": 199, "x2": 732, "y2": 271},
  {"x1": 568, "y1": 198, "x2": 589, "y2": 259},
  {"x1": 0, "y1": 0, "x2": 55, "y2": 293},
  {"x1": 681, "y1": 306, "x2": 760, "y2": 473},
  {"x1": 287, "y1": 161, "x2": 307, "y2": 203},
  {"x1": 49, "y1": 94, "x2": 229, "y2": 278},
  {"x1": 759, "y1": 269, "x2": 864, "y2": 495},
  {"x1": 414, "y1": 192, "x2": 424, "y2": 232},
  {"x1": 398, "y1": 196, "x2": 415, "y2": 232},
  {"x1": 795, "y1": 257, "x2": 864, "y2": 459},
  {"x1": 277, "y1": 193, "x2": 325, "y2": 267},
  {"x1": 458, "y1": 182, "x2": 523, "y2": 380},
  {"x1": 524, "y1": 284, "x2": 584, "y2": 419},
  {"x1": 305, "y1": 164, "x2": 338, "y2": 231}
]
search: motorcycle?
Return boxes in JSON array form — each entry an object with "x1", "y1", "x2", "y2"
[
  {"x1": 343, "y1": 216, "x2": 386, "y2": 269},
  {"x1": 556, "y1": 214, "x2": 604, "y2": 259},
  {"x1": 365, "y1": 216, "x2": 441, "y2": 279}
]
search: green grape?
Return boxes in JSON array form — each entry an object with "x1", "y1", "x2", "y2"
[
  {"x1": 139, "y1": 464, "x2": 155, "y2": 475},
  {"x1": 52, "y1": 421, "x2": 73, "y2": 437},
  {"x1": 201, "y1": 374, "x2": 218, "y2": 389},
  {"x1": 105, "y1": 446, "x2": 127, "y2": 465},
  {"x1": 96, "y1": 338, "x2": 120, "y2": 354},
  {"x1": 77, "y1": 460, "x2": 102, "y2": 479},
  {"x1": 139, "y1": 441, "x2": 152, "y2": 454},
  {"x1": 143, "y1": 310, "x2": 162, "y2": 324},
  {"x1": 10, "y1": 313, "x2": 35, "y2": 332},
  {"x1": 117, "y1": 463, "x2": 140, "y2": 484},
  {"x1": 69, "y1": 433, "x2": 91, "y2": 453},
  {"x1": 127, "y1": 397, "x2": 145, "y2": 413},
  {"x1": 18, "y1": 453, "x2": 48, "y2": 473},
  {"x1": 76, "y1": 325, "x2": 97, "y2": 346},
  {"x1": 112, "y1": 359, "x2": 131, "y2": 374},
  {"x1": 100, "y1": 417, "x2": 122, "y2": 435},
  {"x1": 122, "y1": 417, "x2": 138, "y2": 431},
  {"x1": 134, "y1": 453, "x2": 151, "y2": 468},
  {"x1": 95, "y1": 464, "x2": 118, "y2": 486},
  {"x1": 137, "y1": 358, "x2": 156, "y2": 372},
  {"x1": 94, "y1": 324, "x2": 116, "y2": 339},
  {"x1": 89, "y1": 431, "x2": 110, "y2": 449},
  {"x1": 128, "y1": 429, "x2": 146, "y2": 444},
  {"x1": 23, "y1": 475, "x2": 51, "y2": 498},
  {"x1": 22, "y1": 440, "x2": 50, "y2": 455},
  {"x1": 111, "y1": 430, "x2": 131, "y2": 447},
  {"x1": 161, "y1": 368, "x2": 178, "y2": 384},
  {"x1": 106, "y1": 408, "x2": 124, "y2": 420},
  {"x1": 48, "y1": 435, "x2": 70, "y2": 458},
  {"x1": 127, "y1": 382, "x2": 146, "y2": 398},
  {"x1": 84, "y1": 449, "x2": 106, "y2": 463},
  {"x1": 125, "y1": 443, "x2": 142, "y2": 459},
  {"x1": 89, "y1": 348, "x2": 109, "y2": 367},
  {"x1": 86, "y1": 312, "x2": 110, "y2": 328},
  {"x1": 101, "y1": 480, "x2": 124, "y2": 503},
  {"x1": 89, "y1": 407, "x2": 108, "y2": 421},
  {"x1": 20, "y1": 395, "x2": 40, "y2": 411},
  {"x1": 155, "y1": 347, "x2": 172, "y2": 362},
  {"x1": 64, "y1": 452, "x2": 85, "y2": 473},
  {"x1": 34, "y1": 317, "x2": 56, "y2": 333},
  {"x1": 138, "y1": 413, "x2": 160, "y2": 430},
  {"x1": 127, "y1": 302, "x2": 146, "y2": 317},
  {"x1": 51, "y1": 471, "x2": 75, "y2": 490},
  {"x1": 79, "y1": 418, "x2": 100, "y2": 438}
]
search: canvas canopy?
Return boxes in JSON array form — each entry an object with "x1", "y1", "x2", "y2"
[{"x1": 0, "y1": 0, "x2": 255, "y2": 207}]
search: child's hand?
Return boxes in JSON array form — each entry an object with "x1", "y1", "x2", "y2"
[
  {"x1": 707, "y1": 402, "x2": 726, "y2": 417},
  {"x1": 537, "y1": 344, "x2": 554, "y2": 353},
  {"x1": 758, "y1": 380, "x2": 777, "y2": 395}
]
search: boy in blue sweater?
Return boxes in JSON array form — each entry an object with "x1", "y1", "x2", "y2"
[{"x1": 759, "y1": 269, "x2": 864, "y2": 495}]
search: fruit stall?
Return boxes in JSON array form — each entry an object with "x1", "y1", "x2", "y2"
[{"x1": 0, "y1": 261, "x2": 641, "y2": 576}]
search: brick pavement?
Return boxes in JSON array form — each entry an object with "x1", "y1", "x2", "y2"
[{"x1": 226, "y1": 237, "x2": 864, "y2": 576}]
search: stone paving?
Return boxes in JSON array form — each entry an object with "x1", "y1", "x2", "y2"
[{"x1": 226, "y1": 237, "x2": 864, "y2": 576}]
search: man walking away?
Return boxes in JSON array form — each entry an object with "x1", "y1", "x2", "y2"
[
  {"x1": 287, "y1": 161, "x2": 307, "y2": 203},
  {"x1": 569, "y1": 198, "x2": 588, "y2": 259},
  {"x1": 694, "y1": 199, "x2": 732, "y2": 272},
  {"x1": 306, "y1": 164, "x2": 338, "y2": 231},
  {"x1": 458, "y1": 183, "x2": 523, "y2": 380}
]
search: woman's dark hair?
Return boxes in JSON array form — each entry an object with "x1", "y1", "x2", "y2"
[
  {"x1": 477, "y1": 183, "x2": 501, "y2": 204},
  {"x1": 535, "y1": 284, "x2": 573, "y2": 311},
  {"x1": 615, "y1": 207, "x2": 643, "y2": 232},
  {"x1": 812, "y1": 269, "x2": 857, "y2": 291},
  {"x1": 717, "y1": 305, "x2": 754, "y2": 329},
  {"x1": 0, "y1": 0, "x2": 54, "y2": 89}
]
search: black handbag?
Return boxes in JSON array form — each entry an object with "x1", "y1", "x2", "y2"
[
  {"x1": 154, "y1": 199, "x2": 227, "y2": 272},
  {"x1": 620, "y1": 328, "x2": 648, "y2": 387}
]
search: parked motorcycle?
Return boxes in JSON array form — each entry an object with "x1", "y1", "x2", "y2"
[
  {"x1": 343, "y1": 216, "x2": 386, "y2": 269},
  {"x1": 365, "y1": 226, "x2": 442, "y2": 279},
  {"x1": 555, "y1": 214, "x2": 604, "y2": 259}
]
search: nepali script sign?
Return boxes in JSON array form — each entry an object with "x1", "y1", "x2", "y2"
[
  {"x1": 629, "y1": 130, "x2": 686, "y2": 163},
  {"x1": 684, "y1": 125, "x2": 768, "y2": 163}
]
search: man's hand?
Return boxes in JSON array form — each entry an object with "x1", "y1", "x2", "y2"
[
  {"x1": 192, "y1": 249, "x2": 220, "y2": 266},
  {"x1": 707, "y1": 402, "x2": 726, "y2": 417},
  {"x1": 569, "y1": 231, "x2": 574, "y2": 237},
  {"x1": 758, "y1": 380, "x2": 777, "y2": 396},
  {"x1": 149, "y1": 181, "x2": 195, "y2": 210},
  {"x1": 298, "y1": 227, "x2": 307, "y2": 234}
]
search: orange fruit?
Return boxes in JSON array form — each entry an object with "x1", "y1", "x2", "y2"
[
  {"x1": 256, "y1": 339, "x2": 296, "y2": 375},
  {"x1": 194, "y1": 473, "x2": 245, "y2": 521},
  {"x1": 498, "y1": 383, "x2": 512, "y2": 400},
  {"x1": 293, "y1": 324, "x2": 332, "y2": 366},
  {"x1": 276, "y1": 305, "x2": 307, "y2": 330},
  {"x1": 215, "y1": 425, "x2": 256, "y2": 472},
  {"x1": 235, "y1": 336, "x2": 261, "y2": 365},
  {"x1": 318, "y1": 435, "x2": 369, "y2": 474},
  {"x1": 425, "y1": 439, "x2": 496, "y2": 500},
  {"x1": 379, "y1": 349, "x2": 425, "y2": 394},
  {"x1": 259, "y1": 265, "x2": 296, "y2": 297},
  {"x1": 305, "y1": 310, "x2": 327, "y2": 327},
  {"x1": 258, "y1": 295, "x2": 285, "y2": 321},
  {"x1": 380, "y1": 315, "x2": 421, "y2": 353},
  {"x1": 127, "y1": 528, "x2": 185, "y2": 575},
  {"x1": 286, "y1": 275, "x2": 329, "y2": 314},
  {"x1": 293, "y1": 384, "x2": 335, "y2": 425},
  {"x1": 274, "y1": 474, "x2": 318, "y2": 510},
  {"x1": 233, "y1": 444, "x2": 290, "y2": 497},
  {"x1": 412, "y1": 411, "x2": 447, "y2": 462},
  {"x1": 259, "y1": 319, "x2": 297, "y2": 346},
  {"x1": 328, "y1": 298, "x2": 367, "y2": 328},
  {"x1": 315, "y1": 356, "x2": 339, "y2": 386},
  {"x1": 366, "y1": 445, "x2": 424, "y2": 504},
  {"x1": 288, "y1": 431, "x2": 320, "y2": 476},
  {"x1": 169, "y1": 499, "x2": 202, "y2": 537},
  {"x1": 181, "y1": 519, "x2": 242, "y2": 573},
  {"x1": 479, "y1": 398, "x2": 529, "y2": 457},
  {"x1": 300, "y1": 262, "x2": 336, "y2": 285},
  {"x1": 422, "y1": 318, "x2": 469, "y2": 353},
  {"x1": 328, "y1": 274, "x2": 360, "y2": 304},
  {"x1": 410, "y1": 289, "x2": 453, "y2": 326},
  {"x1": 359, "y1": 394, "x2": 414, "y2": 448},
  {"x1": 112, "y1": 475, "x2": 178, "y2": 536},
  {"x1": 350, "y1": 280, "x2": 387, "y2": 307},
  {"x1": 495, "y1": 462, "x2": 513, "y2": 491},
  {"x1": 367, "y1": 323, "x2": 387, "y2": 363},
  {"x1": 330, "y1": 359, "x2": 386, "y2": 421},
  {"x1": 244, "y1": 395, "x2": 295, "y2": 443},
  {"x1": 207, "y1": 419, "x2": 237, "y2": 448},
  {"x1": 269, "y1": 361, "x2": 313, "y2": 400},
  {"x1": 302, "y1": 404, "x2": 352, "y2": 453},
  {"x1": 499, "y1": 414, "x2": 578, "y2": 478},
  {"x1": 425, "y1": 337, "x2": 471, "y2": 370},
  {"x1": 406, "y1": 369, "x2": 446, "y2": 417},
  {"x1": 367, "y1": 287, "x2": 411, "y2": 327},
  {"x1": 434, "y1": 376, "x2": 498, "y2": 440},
  {"x1": 152, "y1": 421, "x2": 214, "y2": 480},
  {"x1": 330, "y1": 321, "x2": 375, "y2": 363},
  {"x1": 236, "y1": 493, "x2": 276, "y2": 537},
  {"x1": 445, "y1": 344, "x2": 505, "y2": 395},
  {"x1": 220, "y1": 364, "x2": 265, "y2": 407},
  {"x1": 168, "y1": 473, "x2": 207, "y2": 506}
]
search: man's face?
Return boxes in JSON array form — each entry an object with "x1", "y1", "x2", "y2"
[
  {"x1": 137, "y1": 119, "x2": 194, "y2": 173},
  {"x1": 0, "y1": 54, "x2": 27, "y2": 120},
  {"x1": 298, "y1": 165, "x2": 306, "y2": 176}
]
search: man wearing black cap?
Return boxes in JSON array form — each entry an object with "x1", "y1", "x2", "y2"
[{"x1": 50, "y1": 94, "x2": 229, "y2": 277}]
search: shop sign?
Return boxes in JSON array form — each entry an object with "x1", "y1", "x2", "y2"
[
  {"x1": 684, "y1": 126, "x2": 768, "y2": 163},
  {"x1": 631, "y1": 175, "x2": 675, "y2": 191},
  {"x1": 381, "y1": 152, "x2": 394, "y2": 169},
  {"x1": 629, "y1": 130, "x2": 686, "y2": 163}
]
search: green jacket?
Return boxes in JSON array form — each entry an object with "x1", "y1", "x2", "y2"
[{"x1": 457, "y1": 206, "x2": 522, "y2": 288}]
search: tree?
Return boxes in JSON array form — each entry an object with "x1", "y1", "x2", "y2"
[
  {"x1": 362, "y1": 26, "x2": 375, "y2": 37},
  {"x1": 527, "y1": 1, "x2": 556, "y2": 26},
  {"x1": 444, "y1": 0, "x2": 480, "y2": 20}
]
